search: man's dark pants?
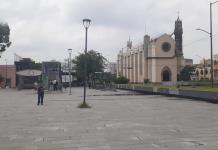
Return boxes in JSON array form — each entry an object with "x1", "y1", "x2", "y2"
[{"x1": 38, "y1": 93, "x2": 44, "y2": 105}]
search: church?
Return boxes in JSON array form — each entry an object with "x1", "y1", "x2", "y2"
[{"x1": 117, "y1": 17, "x2": 184, "y2": 83}]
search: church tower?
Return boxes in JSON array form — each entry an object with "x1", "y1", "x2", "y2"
[
  {"x1": 174, "y1": 16, "x2": 183, "y2": 56},
  {"x1": 174, "y1": 16, "x2": 184, "y2": 79}
]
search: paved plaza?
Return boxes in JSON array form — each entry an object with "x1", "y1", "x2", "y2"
[{"x1": 0, "y1": 88, "x2": 218, "y2": 150}]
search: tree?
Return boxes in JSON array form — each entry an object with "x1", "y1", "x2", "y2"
[
  {"x1": 114, "y1": 76, "x2": 129, "y2": 84},
  {"x1": 73, "y1": 50, "x2": 107, "y2": 82},
  {"x1": 0, "y1": 23, "x2": 11, "y2": 57},
  {"x1": 180, "y1": 65, "x2": 195, "y2": 81}
]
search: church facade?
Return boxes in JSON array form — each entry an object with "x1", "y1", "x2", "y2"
[{"x1": 117, "y1": 17, "x2": 184, "y2": 83}]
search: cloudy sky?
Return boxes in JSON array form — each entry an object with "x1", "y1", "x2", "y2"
[{"x1": 0, "y1": 0, "x2": 218, "y2": 64}]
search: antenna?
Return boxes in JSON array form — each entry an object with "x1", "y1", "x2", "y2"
[{"x1": 177, "y1": 10, "x2": 180, "y2": 19}]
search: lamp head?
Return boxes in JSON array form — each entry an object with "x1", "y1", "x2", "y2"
[
  {"x1": 83, "y1": 18, "x2": 91, "y2": 28},
  {"x1": 68, "y1": 48, "x2": 72, "y2": 54}
]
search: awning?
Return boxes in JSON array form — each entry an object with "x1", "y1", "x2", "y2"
[{"x1": 16, "y1": 69, "x2": 42, "y2": 76}]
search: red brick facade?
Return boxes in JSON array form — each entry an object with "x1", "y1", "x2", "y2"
[{"x1": 0, "y1": 65, "x2": 16, "y2": 88}]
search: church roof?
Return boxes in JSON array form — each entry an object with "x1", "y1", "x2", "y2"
[{"x1": 151, "y1": 33, "x2": 171, "y2": 42}]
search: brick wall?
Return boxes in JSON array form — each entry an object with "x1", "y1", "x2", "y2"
[{"x1": 0, "y1": 65, "x2": 16, "y2": 88}]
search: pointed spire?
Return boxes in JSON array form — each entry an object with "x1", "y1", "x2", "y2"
[
  {"x1": 127, "y1": 36, "x2": 132, "y2": 49},
  {"x1": 176, "y1": 11, "x2": 181, "y2": 21}
]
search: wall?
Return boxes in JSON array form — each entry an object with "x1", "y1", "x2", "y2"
[{"x1": 0, "y1": 65, "x2": 16, "y2": 88}]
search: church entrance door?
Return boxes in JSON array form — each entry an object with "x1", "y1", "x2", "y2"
[{"x1": 162, "y1": 67, "x2": 171, "y2": 81}]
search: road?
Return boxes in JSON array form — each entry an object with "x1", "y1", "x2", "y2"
[{"x1": 0, "y1": 87, "x2": 218, "y2": 150}]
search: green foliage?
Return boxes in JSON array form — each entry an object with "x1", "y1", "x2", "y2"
[
  {"x1": 144, "y1": 79, "x2": 150, "y2": 83},
  {"x1": 180, "y1": 65, "x2": 195, "y2": 81},
  {"x1": 73, "y1": 50, "x2": 107, "y2": 81},
  {"x1": 114, "y1": 76, "x2": 129, "y2": 84},
  {"x1": 0, "y1": 23, "x2": 11, "y2": 53},
  {"x1": 78, "y1": 102, "x2": 91, "y2": 108}
]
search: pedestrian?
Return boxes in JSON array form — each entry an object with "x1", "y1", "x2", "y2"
[
  {"x1": 49, "y1": 80, "x2": 53, "y2": 91},
  {"x1": 53, "y1": 80, "x2": 57, "y2": 91},
  {"x1": 37, "y1": 83, "x2": 44, "y2": 105}
]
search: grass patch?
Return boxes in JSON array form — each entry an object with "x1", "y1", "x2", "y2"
[
  {"x1": 138, "y1": 83, "x2": 218, "y2": 93},
  {"x1": 78, "y1": 102, "x2": 91, "y2": 108}
]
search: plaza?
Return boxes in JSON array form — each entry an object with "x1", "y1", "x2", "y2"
[{"x1": 0, "y1": 88, "x2": 218, "y2": 150}]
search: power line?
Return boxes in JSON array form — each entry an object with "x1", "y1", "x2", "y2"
[{"x1": 184, "y1": 33, "x2": 218, "y2": 47}]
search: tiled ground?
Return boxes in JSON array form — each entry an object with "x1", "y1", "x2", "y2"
[{"x1": 0, "y1": 87, "x2": 218, "y2": 150}]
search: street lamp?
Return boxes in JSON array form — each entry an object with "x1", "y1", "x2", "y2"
[
  {"x1": 64, "y1": 59, "x2": 68, "y2": 91},
  {"x1": 82, "y1": 18, "x2": 91, "y2": 105},
  {"x1": 196, "y1": 1, "x2": 218, "y2": 88},
  {"x1": 5, "y1": 59, "x2": 7, "y2": 88},
  {"x1": 68, "y1": 48, "x2": 72, "y2": 95}
]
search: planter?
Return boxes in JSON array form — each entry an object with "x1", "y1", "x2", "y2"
[
  {"x1": 134, "y1": 86, "x2": 153, "y2": 94},
  {"x1": 179, "y1": 90, "x2": 218, "y2": 103},
  {"x1": 116, "y1": 84, "x2": 218, "y2": 103},
  {"x1": 157, "y1": 88, "x2": 169, "y2": 95}
]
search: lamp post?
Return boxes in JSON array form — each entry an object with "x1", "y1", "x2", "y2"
[
  {"x1": 196, "y1": 1, "x2": 218, "y2": 88},
  {"x1": 82, "y1": 18, "x2": 91, "y2": 105},
  {"x1": 5, "y1": 59, "x2": 7, "y2": 88},
  {"x1": 64, "y1": 59, "x2": 68, "y2": 91},
  {"x1": 68, "y1": 49, "x2": 72, "y2": 95}
]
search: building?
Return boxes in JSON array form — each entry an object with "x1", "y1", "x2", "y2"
[
  {"x1": 61, "y1": 60, "x2": 76, "y2": 86},
  {"x1": 194, "y1": 54, "x2": 218, "y2": 80},
  {"x1": 184, "y1": 59, "x2": 193, "y2": 66},
  {"x1": 0, "y1": 65, "x2": 16, "y2": 88},
  {"x1": 15, "y1": 58, "x2": 42, "y2": 89},
  {"x1": 105, "y1": 62, "x2": 117, "y2": 75},
  {"x1": 117, "y1": 17, "x2": 184, "y2": 83},
  {"x1": 42, "y1": 61, "x2": 62, "y2": 90}
]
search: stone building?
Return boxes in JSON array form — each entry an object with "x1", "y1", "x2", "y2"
[
  {"x1": 117, "y1": 17, "x2": 184, "y2": 83},
  {"x1": 194, "y1": 55, "x2": 218, "y2": 81}
]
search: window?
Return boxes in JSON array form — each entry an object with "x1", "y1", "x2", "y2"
[
  {"x1": 200, "y1": 70, "x2": 203, "y2": 75},
  {"x1": 161, "y1": 42, "x2": 171, "y2": 52}
]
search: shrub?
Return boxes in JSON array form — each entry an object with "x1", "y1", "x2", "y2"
[{"x1": 114, "y1": 76, "x2": 129, "y2": 84}]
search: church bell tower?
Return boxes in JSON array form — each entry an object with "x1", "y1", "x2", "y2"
[
  {"x1": 174, "y1": 17, "x2": 183, "y2": 56},
  {"x1": 174, "y1": 16, "x2": 184, "y2": 79}
]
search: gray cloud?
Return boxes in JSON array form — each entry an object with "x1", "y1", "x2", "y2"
[{"x1": 0, "y1": 0, "x2": 218, "y2": 64}]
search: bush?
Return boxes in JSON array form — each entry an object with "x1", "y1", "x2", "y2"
[
  {"x1": 114, "y1": 76, "x2": 129, "y2": 84},
  {"x1": 78, "y1": 102, "x2": 91, "y2": 108},
  {"x1": 144, "y1": 79, "x2": 150, "y2": 83}
]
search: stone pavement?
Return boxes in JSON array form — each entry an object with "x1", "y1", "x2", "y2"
[{"x1": 0, "y1": 87, "x2": 218, "y2": 150}]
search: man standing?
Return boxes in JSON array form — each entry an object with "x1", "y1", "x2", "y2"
[{"x1": 37, "y1": 83, "x2": 44, "y2": 105}]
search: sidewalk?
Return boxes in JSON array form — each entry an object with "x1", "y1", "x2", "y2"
[{"x1": 0, "y1": 87, "x2": 218, "y2": 149}]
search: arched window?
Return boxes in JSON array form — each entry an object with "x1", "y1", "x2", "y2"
[
  {"x1": 161, "y1": 66, "x2": 171, "y2": 81},
  {"x1": 200, "y1": 70, "x2": 204, "y2": 75},
  {"x1": 205, "y1": 69, "x2": 208, "y2": 75},
  {"x1": 196, "y1": 70, "x2": 199, "y2": 76}
]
